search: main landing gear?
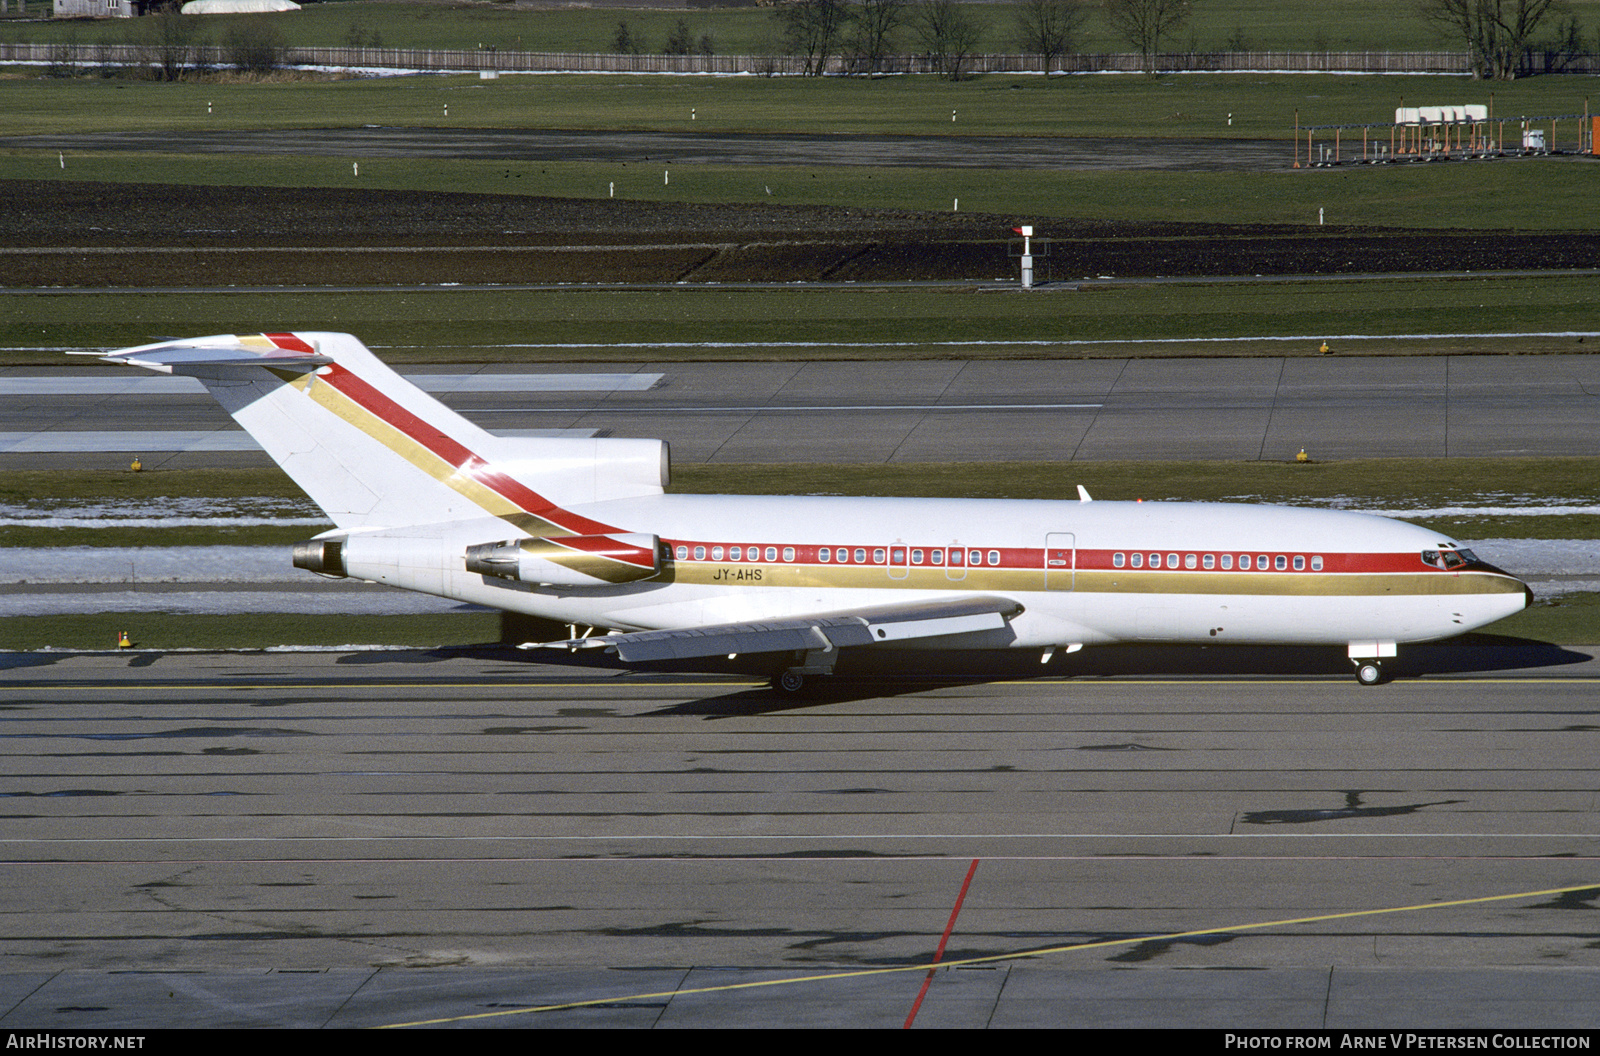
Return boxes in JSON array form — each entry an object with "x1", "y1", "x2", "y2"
[
  {"x1": 1353, "y1": 659, "x2": 1388, "y2": 686},
  {"x1": 771, "y1": 646, "x2": 837, "y2": 695},
  {"x1": 774, "y1": 670, "x2": 808, "y2": 694}
]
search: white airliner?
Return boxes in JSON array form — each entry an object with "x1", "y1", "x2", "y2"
[{"x1": 103, "y1": 332, "x2": 1532, "y2": 689}]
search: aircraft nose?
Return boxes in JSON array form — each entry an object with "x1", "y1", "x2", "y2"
[
  {"x1": 1469, "y1": 558, "x2": 1533, "y2": 612},
  {"x1": 1493, "y1": 566, "x2": 1535, "y2": 611}
]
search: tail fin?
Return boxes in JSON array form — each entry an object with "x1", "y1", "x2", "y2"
[{"x1": 103, "y1": 332, "x2": 668, "y2": 533}]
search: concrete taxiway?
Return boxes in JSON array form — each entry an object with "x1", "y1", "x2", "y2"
[
  {"x1": 6, "y1": 354, "x2": 1600, "y2": 469},
  {"x1": 0, "y1": 130, "x2": 1291, "y2": 173},
  {"x1": 2, "y1": 649, "x2": 1598, "y2": 1028}
]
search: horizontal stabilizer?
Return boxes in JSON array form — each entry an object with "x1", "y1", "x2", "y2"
[
  {"x1": 529, "y1": 595, "x2": 1023, "y2": 662},
  {"x1": 103, "y1": 335, "x2": 330, "y2": 374}
]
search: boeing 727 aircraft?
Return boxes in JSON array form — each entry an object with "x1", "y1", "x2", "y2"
[{"x1": 102, "y1": 332, "x2": 1532, "y2": 689}]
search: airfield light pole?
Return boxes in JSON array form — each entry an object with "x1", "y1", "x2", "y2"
[{"x1": 1014, "y1": 225, "x2": 1034, "y2": 288}]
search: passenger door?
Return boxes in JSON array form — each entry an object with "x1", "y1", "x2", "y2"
[{"x1": 1045, "y1": 533, "x2": 1075, "y2": 590}]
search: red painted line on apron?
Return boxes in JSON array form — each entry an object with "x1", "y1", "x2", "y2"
[{"x1": 903, "y1": 857, "x2": 981, "y2": 1029}]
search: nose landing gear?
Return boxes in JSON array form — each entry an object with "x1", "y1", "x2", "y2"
[
  {"x1": 1354, "y1": 660, "x2": 1387, "y2": 686},
  {"x1": 1348, "y1": 641, "x2": 1396, "y2": 686}
]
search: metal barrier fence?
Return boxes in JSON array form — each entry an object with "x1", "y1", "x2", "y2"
[{"x1": 4, "y1": 42, "x2": 1598, "y2": 77}]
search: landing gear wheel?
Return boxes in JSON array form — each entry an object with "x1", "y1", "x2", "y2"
[
  {"x1": 1355, "y1": 661, "x2": 1385, "y2": 686},
  {"x1": 775, "y1": 670, "x2": 806, "y2": 694}
]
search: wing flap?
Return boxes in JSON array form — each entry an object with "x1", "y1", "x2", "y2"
[{"x1": 528, "y1": 595, "x2": 1023, "y2": 662}]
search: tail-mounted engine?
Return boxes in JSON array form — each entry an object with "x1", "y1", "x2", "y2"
[
  {"x1": 292, "y1": 538, "x2": 346, "y2": 578},
  {"x1": 465, "y1": 534, "x2": 662, "y2": 587}
]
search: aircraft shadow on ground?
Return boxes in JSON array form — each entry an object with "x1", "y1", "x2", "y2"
[
  {"x1": 629, "y1": 635, "x2": 1594, "y2": 717},
  {"x1": 331, "y1": 635, "x2": 1591, "y2": 678},
  {"x1": 8, "y1": 635, "x2": 1588, "y2": 687}
]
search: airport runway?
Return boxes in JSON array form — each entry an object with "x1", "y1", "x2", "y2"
[
  {"x1": 0, "y1": 129, "x2": 1290, "y2": 173},
  {"x1": 6, "y1": 354, "x2": 1600, "y2": 470},
  {"x1": 2, "y1": 649, "x2": 1598, "y2": 1029}
]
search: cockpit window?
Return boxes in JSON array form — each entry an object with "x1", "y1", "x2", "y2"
[{"x1": 1422, "y1": 549, "x2": 1472, "y2": 570}]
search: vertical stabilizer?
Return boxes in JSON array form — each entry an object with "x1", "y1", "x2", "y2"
[{"x1": 102, "y1": 332, "x2": 667, "y2": 533}]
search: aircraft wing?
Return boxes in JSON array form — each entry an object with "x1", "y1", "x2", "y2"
[{"x1": 527, "y1": 595, "x2": 1024, "y2": 662}]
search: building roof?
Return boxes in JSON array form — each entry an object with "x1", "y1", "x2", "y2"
[{"x1": 180, "y1": 0, "x2": 301, "y2": 13}]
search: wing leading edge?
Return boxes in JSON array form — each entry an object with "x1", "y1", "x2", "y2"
[{"x1": 525, "y1": 595, "x2": 1025, "y2": 663}]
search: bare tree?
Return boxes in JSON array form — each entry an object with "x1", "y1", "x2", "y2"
[
  {"x1": 1015, "y1": 0, "x2": 1087, "y2": 71},
  {"x1": 1102, "y1": 0, "x2": 1191, "y2": 72},
  {"x1": 913, "y1": 0, "x2": 987, "y2": 80},
  {"x1": 344, "y1": 22, "x2": 384, "y2": 49},
  {"x1": 777, "y1": 0, "x2": 851, "y2": 75},
  {"x1": 845, "y1": 0, "x2": 907, "y2": 74},
  {"x1": 46, "y1": 35, "x2": 83, "y2": 80},
  {"x1": 137, "y1": 7, "x2": 197, "y2": 81},
  {"x1": 614, "y1": 20, "x2": 645, "y2": 55},
  {"x1": 224, "y1": 21, "x2": 286, "y2": 75},
  {"x1": 1530, "y1": 11, "x2": 1585, "y2": 72},
  {"x1": 1420, "y1": 0, "x2": 1561, "y2": 79},
  {"x1": 663, "y1": 19, "x2": 696, "y2": 56}
]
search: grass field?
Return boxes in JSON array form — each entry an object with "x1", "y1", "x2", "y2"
[
  {"x1": 2, "y1": 70, "x2": 1595, "y2": 141},
  {"x1": 10, "y1": 0, "x2": 1586, "y2": 56},
  {"x1": 8, "y1": 457, "x2": 1597, "y2": 546},
  {"x1": 5, "y1": 274, "x2": 1598, "y2": 366},
  {"x1": 6, "y1": 146, "x2": 1599, "y2": 232},
  {"x1": 4, "y1": 69, "x2": 1596, "y2": 236}
]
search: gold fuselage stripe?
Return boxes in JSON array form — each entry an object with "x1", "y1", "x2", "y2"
[{"x1": 665, "y1": 562, "x2": 1525, "y2": 596}]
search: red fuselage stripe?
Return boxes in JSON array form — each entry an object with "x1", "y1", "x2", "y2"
[{"x1": 662, "y1": 541, "x2": 1466, "y2": 576}]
